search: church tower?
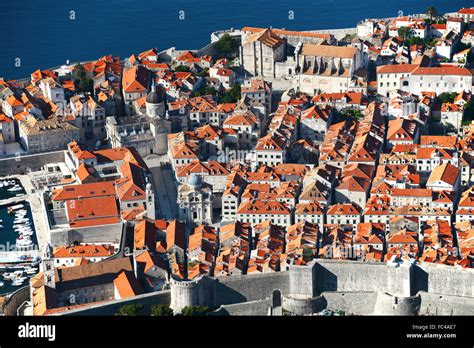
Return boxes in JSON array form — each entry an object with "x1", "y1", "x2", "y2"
[
  {"x1": 42, "y1": 244, "x2": 56, "y2": 289},
  {"x1": 146, "y1": 83, "x2": 166, "y2": 118}
]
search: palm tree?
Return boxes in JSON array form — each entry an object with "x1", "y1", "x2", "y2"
[{"x1": 426, "y1": 6, "x2": 438, "y2": 23}]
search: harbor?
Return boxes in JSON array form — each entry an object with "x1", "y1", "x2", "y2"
[
  {"x1": 0, "y1": 179, "x2": 25, "y2": 201},
  {"x1": 0, "y1": 262, "x2": 39, "y2": 296},
  {"x1": 0, "y1": 175, "x2": 47, "y2": 296}
]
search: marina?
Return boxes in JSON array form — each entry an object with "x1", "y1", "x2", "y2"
[
  {"x1": 0, "y1": 201, "x2": 38, "y2": 254},
  {"x1": 0, "y1": 262, "x2": 39, "y2": 295},
  {"x1": 0, "y1": 179, "x2": 26, "y2": 201}
]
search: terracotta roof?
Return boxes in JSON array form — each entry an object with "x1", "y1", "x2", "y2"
[
  {"x1": 327, "y1": 203, "x2": 362, "y2": 215},
  {"x1": 411, "y1": 66, "x2": 473, "y2": 76},
  {"x1": 242, "y1": 27, "x2": 332, "y2": 39},
  {"x1": 377, "y1": 64, "x2": 418, "y2": 74},
  {"x1": 134, "y1": 220, "x2": 157, "y2": 250},
  {"x1": 420, "y1": 135, "x2": 457, "y2": 148},
  {"x1": 66, "y1": 196, "x2": 120, "y2": 228},
  {"x1": 53, "y1": 244, "x2": 115, "y2": 259},
  {"x1": 122, "y1": 65, "x2": 151, "y2": 93},
  {"x1": 244, "y1": 28, "x2": 285, "y2": 48},
  {"x1": 55, "y1": 257, "x2": 133, "y2": 292},
  {"x1": 427, "y1": 162, "x2": 459, "y2": 187},
  {"x1": 301, "y1": 44, "x2": 357, "y2": 58},
  {"x1": 52, "y1": 181, "x2": 116, "y2": 201},
  {"x1": 113, "y1": 270, "x2": 143, "y2": 299}
]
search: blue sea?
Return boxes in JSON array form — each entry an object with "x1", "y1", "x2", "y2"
[{"x1": 0, "y1": 0, "x2": 472, "y2": 80}]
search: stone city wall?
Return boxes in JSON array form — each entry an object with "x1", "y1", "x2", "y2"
[
  {"x1": 321, "y1": 291, "x2": 378, "y2": 315},
  {"x1": 54, "y1": 260, "x2": 474, "y2": 316},
  {"x1": 58, "y1": 290, "x2": 171, "y2": 316},
  {"x1": 214, "y1": 298, "x2": 271, "y2": 316},
  {"x1": 418, "y1": 292, "x2": 474, "y2": 316},
  {"x1": 49, "y1": 223, "x2": 123, "y2": 247},
  {"x1": 0, "y1": 151, "x2": 65, "y2": 177}
]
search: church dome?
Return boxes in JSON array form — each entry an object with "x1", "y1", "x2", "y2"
[
  {"x1": 188, "y1": 174, "x2": 202, "y2": 188},
  {"x1": 146, "y1": 84, "x2": 165, "y2": 104}
]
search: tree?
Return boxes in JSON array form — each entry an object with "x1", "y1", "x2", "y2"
[
  {"x1": 438, "y1": 92, "x2": 456, "y2": 104},
  {"x1": 151, "y1": 304, "x2": 174, "y2": 316},
  {"x1": 72, "y1": 63, "x2": 94, "y2": 94},
  {"x1": 115, "y1": 304, "x2": 143, "y2": 316},
  {"x1": 405, "y1": 36, "x2": 424, "y2": 47},
  {"x1": 175, "y1": 65, "x2": 190, "y2": 72},
  {"x1": 463, "y1": 101, "x2": 474, "y2": 124},
  {"x1": 181, "y1": 306, "x2": 212, "y2": 316},
  {"x1": 426, "y1": 6, "x2": 438, "y2": 23},
  {"x1": 216, "y1": 33, "x2": 238, "y2": 55},
  {"x1": 397, "y1": 26, "x2": 410, "y2": 41},
  {"x1": 219, "y1": 83, "x2": 241, "y2": 103}
]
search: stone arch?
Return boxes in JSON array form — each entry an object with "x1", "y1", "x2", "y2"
[{"x1": 272, "y1": 289, "x2": 282, "y2": 308}]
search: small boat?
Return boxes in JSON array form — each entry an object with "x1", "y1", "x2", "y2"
[
  {"x1": 0, "y1": 281, "x2": 4, "y2": 288},
  {"x1": 25, "y1": 268, "x2": 37, "y2": 275},
  {"x1": 11, "y1": 279, "x2": 24, "y2": 286},
  {"x1": 8, "y1": 204, "x2": 24, "y2": 214},
  {"x1": 16, "y1": 235, "x2": 33, "y2": 248}
]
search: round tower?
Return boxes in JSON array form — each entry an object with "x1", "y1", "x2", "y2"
[
  {"x1": 146, "y1": 84, "x2": 166, "y2": 118},
  {"x1": 170, "y1": 276, "x2": 206, "y2": 313}
]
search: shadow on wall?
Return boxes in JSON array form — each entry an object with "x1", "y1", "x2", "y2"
[
  {"x1": 315, "y1": 263, "x2": 337, "y2": 292},
  {"x1": 214, "y1": 281, "x2": 248, "y2": 306},
  {"x1": 412, "y1": 266, "x2": 429, "y2": 293}
]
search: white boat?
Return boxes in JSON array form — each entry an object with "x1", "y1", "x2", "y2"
[
  {"x1": 16, "y1": 236, "x2": 33, "y2": 248},
  {"x1": 25, "y1": 268, "x2": 37, "y2": 275},
  {"x1": 19, "y1": 231, "x2": 33, "y2": 237},
  {"x1": 8, "y1": 186, "x2": 23, "y2": 192},
  {"x1": 11, "y1": 279, "x2": 24, "y2": 286},
  {"x1": 4, "y1": 270, "x2": 23, "y2": 280},
  {"x1": 8, "y1": 204, "x2": 24, "y2": 214},
  {"x1": 0, "y1": 281, "x2": 4, "y2": 288}
]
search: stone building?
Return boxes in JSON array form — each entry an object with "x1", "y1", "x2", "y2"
[
  {"x1": 295, "y1": 44, "x2": 365, "y2": 94},
  {"x1": 177, "y1": 174, "x2": 214, "y2": 225},
  {"x1": 241, "y1": 28, "x2": 286, "y2": 78},
  {"x1": 106, "y1": 84, "x2": 171, "y2": 156},
  {"x1": 19, "y1": 117, "x2": 79, "y2": 153}
]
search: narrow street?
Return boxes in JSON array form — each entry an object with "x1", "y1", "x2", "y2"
[{"x1": 145, "y1": 155, "x2": 178, "y2": 220}]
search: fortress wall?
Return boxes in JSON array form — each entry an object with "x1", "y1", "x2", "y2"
[
  {"x1": 314, "y1": 260, "x2": 412, "y2": 296},
  {"x1": 282, "y1": 296, "x2": 326, "y2": 315},
  {"x1": 418, "y1": 291, "x2": 474, "y2": 316},
  {"x1": 305, "y1": 28, "x2": 356, "y2": 41},
  {"x1": 214, "y1": 299, "x2": 271, "y2": 316},
  {"x1": 373, "y1": 293, "x2": 421, "y2": 316},
  {"x1": 0, "y1": 151, "x2": 65, "y2": 176},
  {"x1": 49, "y1": 223, "x2": 123, "y2": 247},
  {"x1": 321, "y1": 291, "x2": 378, "y2": 315},
  {"x1": 59, "y1": 290, "x2": 171, "y2": 316},
  {"x1": 214, "y1": 271, "x2": 290, "y2": 306},
  {"x1": 416, "y1": 263, "x2": 474, "y2": 298}
]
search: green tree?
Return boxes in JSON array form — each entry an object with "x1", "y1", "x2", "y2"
[
  {"x1": 115, "y1": 304, "x2": 143, "y2": 316},
  {"x1": 438, "y1": 92, "x2": 457, "y2": 104},
  {"x1": 216, "y1": 33, "x2": 238, "y2": 55},
  {"x1": 397, "y1": 26, "x2": 410, "y2": 41},
  {"x1": 426, "y1": 6, "x2": 438, "y2": 23},
  {"x1": 463, "y1": 101, "x2": 474, "y2": 124},
  {"x1": 181, "y1": 305, "x2": 212, "y2": 316},
  {"x1": 151, "y1": 304, "x2": 174, "y2": 316},
  {"x1": 175, "y1": 65, "x2": 191, "y2": 72},
  {"x1": 72, "y1": 63, "x2": 94, "y2": 94},
  {"x1": 406, "y1": 36, "x2": 424, "y2": 47},
  {"x1": 219, "y1": 83, "x2": 241, "y2": 103}
]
